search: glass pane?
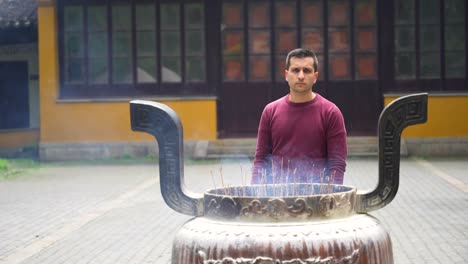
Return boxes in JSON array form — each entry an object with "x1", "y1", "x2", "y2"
[
  {"x1": 112, "y1": 5, "x2": 131, "y2": 31},
  {"x1": 445, "y1": 0, "x2": 465, "y2": 23},
  {"x1": 137, "y1": 31, "x2": 156, "y2": 57},
  {"x1": 396, "y1": 52, "x2": 416, "y2": 79},
  {"x1": 223, "y1": 31, "x2": 243, "y2": 54},
  {"x1": 445, "y1": 52, "x2": 465, "y2": 78},
  {"x1": 276, "y1": 1, "x2": 296, "y2": 27},
  {"x1": 395, "y1": 26, "x2": 415, "y2": 51},
  {"x1": 276, "y1": 56, "x2": 286, "y2": 81},
  {"x1": 65, "y1": 32, "x2": 83, "y2": 57},
  {"x1": 329, "y1": 0, "x2": 349, "y2": 26},
  {"x1": 329, "y1": 55, "x2": 351, "y2": 80},
  {"x1": 357, "y1": 29, "x2": 375, "y2": 51},
  {"x1": 223, "y1": 3, "x2": 242, "y2": 27},
  {"x1": 113, "y1": 32, "x2": 132, "y2": 57},
  {"x1": 224, "y1": 57, "x2": 244, "y2": 81},
  {"x1": 65, "y1": 59, "x2": 83, "y2": 82},
  {"x1": 329, "y1": 29, "x2": 349, "y2": 52},
  {"x1": 186, "y1": 57, "x2": 205, "y2": 82},
  {"x1": 316, "y1": 53, "x2": 324, "y2": 79},
  {"x1": 302, "y1": 0, "x2": 322, "y2": 26},
  {"x1": 137, "y1": 58, "x2": 157, "y2": 83},
  {"x1": 445, "y1": 26, "x2": 465, "y2": 51},
  {"x1": 356, "y1": 55, "x2": 377, "y2": 79},
  {"x1": 356, "y1": 0, "x2": 375, "y2": 25},
  {"x1": 420, "y1": 26, "x2": 440, "y2": 51},
  {"x1": 277, "y1": 30, "x2": 296, "y2": 54},
  {"x1": 302, "y1": 29, "x2": 323, "y2": 52},
  {"x1": 186, "y1": 31, "x2": 204, "y2": 55},
  {"x1": 161, "y1": 4, "x2": 180, "y2": 29},
  {"x1": 89, "y1": 58, "x2": 108, "y2": 84},
  {"x1": 249, "y1": 30, "x2": 270, "y2": 54},
  {"x1": 420, "y1": 52, "x2": 440, "y2": 78},
  {"x1": 64, "y1": 6, "x2": 83, "y2": 30},
  {"x1": 395, "y1": 0, "x2": 415, "y2": 24},
  {"x1": 113, "y1": 58, "x2": 132, "y2": 83},
  {"x1": 249, "y1": 2, "x2": 269, "y2": 28},
  {"x1": 250, "y1": 56, "x2": 270, "y2": 81},
  {"x1": 186, "y1": 4, "x2": 204, "y2": 28},
  {"x1": 161, "y1": 57, "x2": 182, "y2": 82},
  {"x1": 88, "y1": 6, "x2": 107, "y2": 31},
  {"x1": 136, "y1": 4, "x2": 155, "y2": 30},
  {"x1": 420, "y1": 0, "x2": 439, "y2": 23},
  {"x1": 161, "y1": 31, "x2": 181, "y2": 56},
  {"x1": 315, "y1": 53, "x2": 324, "y2": 75},
  {"x1": 88, "y1": 33, "x2": 107, "y2": 57}
]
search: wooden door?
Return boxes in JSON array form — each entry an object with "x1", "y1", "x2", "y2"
[
  {"x1": 218, "y1": 0, "x2": 297, "y2": 137},
  {"x1": 218, "y1": 0, "x2": 381, "y2": 137}
]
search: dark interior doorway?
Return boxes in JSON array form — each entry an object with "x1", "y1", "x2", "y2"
[{"x1": 0, "y1": 61, "x2": 29, "y2": 129}]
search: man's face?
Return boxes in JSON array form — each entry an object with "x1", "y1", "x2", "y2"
[{"x1": 285, "y1": 57, "x2": 318, "y2": 94}]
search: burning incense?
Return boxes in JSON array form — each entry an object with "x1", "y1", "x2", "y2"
[
  {"x1": 210, "y1": 170, "x2": 217, "y2": 192},
  {"x1": 292, "y1": 168, "x2": 297, "y2": 196},
  {"x1": 320, "y1": 169, "x2": 325, "y2": 194}
]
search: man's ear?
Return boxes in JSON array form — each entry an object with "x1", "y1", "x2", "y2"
[{"x1": 284, "y1": 70, "x2": 288, "y2": 81}]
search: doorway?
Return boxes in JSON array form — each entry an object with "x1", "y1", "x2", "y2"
[{"x1": 0, "y1": 61, "x2": 29, "y2": 129}]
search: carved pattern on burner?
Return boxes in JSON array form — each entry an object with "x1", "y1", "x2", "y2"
[
  {"x1": 319, "y1": 195, "x2": 336, "y2": 217},
  {"x1": 197, "y1": 249, "x2": 360, "y2": 264},
  {"x1": 241, "y1": 198, "x2": 313, "y2": 219},
  {"x1": 207, "y1": 197, "x2": 240, "y2": 218}
]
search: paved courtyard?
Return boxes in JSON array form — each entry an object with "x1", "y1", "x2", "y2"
[{"x1": 0, "y1": 156, "x2": 467, "y2": 263}]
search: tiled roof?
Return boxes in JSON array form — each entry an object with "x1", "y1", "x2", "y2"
[{"x1": 0, "y1": 0, "x2": 37, "y2": 29}]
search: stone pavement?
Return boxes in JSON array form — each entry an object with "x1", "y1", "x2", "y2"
[{"x1": 0, "y1": 157, "x2": 467, "y2": 264}]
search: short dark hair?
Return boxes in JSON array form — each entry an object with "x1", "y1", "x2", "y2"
[{"x1": 285, "y1": 48, "x2": 318, "y2": 72}]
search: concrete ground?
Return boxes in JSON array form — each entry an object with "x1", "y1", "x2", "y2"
[{"x1": 0, "y1": 156, "x2": 467, "y2": 264}]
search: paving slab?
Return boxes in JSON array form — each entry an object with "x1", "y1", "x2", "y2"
[{"x1": 0, "y1": 156, "x2": 466, "y2": 263}]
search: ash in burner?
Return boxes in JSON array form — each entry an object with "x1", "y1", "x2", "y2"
[{"x1": 207, "y1": 183, "x2": 352, "y2": 198}]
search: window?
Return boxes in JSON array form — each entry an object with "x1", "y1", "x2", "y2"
[
  {"x1": 355, "y1": 0, "x2": 377, "y2": 80},
  {"x1": 445, "y1": 0, "x2": 465, "y2": 78},
  {"x1": 221, "y1": 0, "x2": 377, "y2": 83},
  {"x1": 302, "y1": 0, "x2": 323, "y2": 80},
  {"x1": 394, "y1": 0, "x2": 466, "y2": 82},
  {"x1": 59, "y1": 1, "x2": 207, "y2": 98}
]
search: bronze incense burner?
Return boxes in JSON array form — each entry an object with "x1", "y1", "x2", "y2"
[{"x1": 130, "y1": 93, "x2": 428, "y2": 264}]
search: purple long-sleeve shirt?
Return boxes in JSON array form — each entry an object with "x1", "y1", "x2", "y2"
[{"x1": 252, "y1": 94, "x2": 347, "y2": 184}]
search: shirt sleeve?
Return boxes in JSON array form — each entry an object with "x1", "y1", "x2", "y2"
[
  {"x1": 326, "y1": 106, "x2": 347, "y2": 184},
  {"x1": 252, "y1": 106, "x2": 272, "y2": 184}
]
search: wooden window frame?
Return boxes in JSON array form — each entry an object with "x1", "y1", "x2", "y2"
[
  {"x1": 381, "y1": 0, "x2": 468, "y2": 93},
  {"x1": 57, "y1": 0, "x2": 214, "y2": 99}
]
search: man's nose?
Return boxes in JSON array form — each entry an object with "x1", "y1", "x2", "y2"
[{"x1": 298, "y1": 71, "x2": 304, "y2": 79}]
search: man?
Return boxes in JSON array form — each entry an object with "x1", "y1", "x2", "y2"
[{"x1": 252, "y1": 48, "x2": 347, "y2": 185}]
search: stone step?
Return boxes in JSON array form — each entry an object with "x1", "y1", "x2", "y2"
[{"x1": 193, "y1": 137, "x2": 407, "y2": 159}]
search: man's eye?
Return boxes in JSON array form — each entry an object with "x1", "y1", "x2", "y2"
[
  {"x1": 293, "y1": 69, "x2": 300, "y2": 73},
  {"x1": 304, "y1": 69, "x2": 312, "y2": 74}
]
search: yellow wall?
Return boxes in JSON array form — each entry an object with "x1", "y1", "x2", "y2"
[
  {"x1": 37, "y1": 2, "x2": 217, "y2": 144},
  {"x1": 0, "y1": 130, "x2": 39, "y2": 149},
  {"x1": 384, "y1": 94, "x2": 468, "y2": 137}
]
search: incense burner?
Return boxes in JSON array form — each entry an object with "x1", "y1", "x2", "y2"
[{"x1": 130, "y1": 93, "x2": 428, "y2": 264}]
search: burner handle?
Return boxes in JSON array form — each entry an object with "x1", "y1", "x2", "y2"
[
  {"x1": 357, "y1": 93, "x2": 428, "y2": 213},
  {"x1": 130, "y1": 100, "x2": 203, "y2": 216}
]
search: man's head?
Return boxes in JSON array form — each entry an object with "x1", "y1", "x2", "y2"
[
  {"x1": 285, "y1": 48, "x2": 318, "y2": 72},
  {"x1": 285, "y1": 48, "x2": 319, "y2": 98}
]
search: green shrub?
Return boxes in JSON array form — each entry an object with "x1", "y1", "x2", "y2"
[{"x1": 0, "y1": 159, "x2": 9, "y2": 171}]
